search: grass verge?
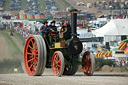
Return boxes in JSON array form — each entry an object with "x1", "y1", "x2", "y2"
[
  {"x1": 14, "y1": 32, "x2": 25, "y2": 42},
  {"x1": 0, "y1": 58, "x2": 24, "y2": 74}
]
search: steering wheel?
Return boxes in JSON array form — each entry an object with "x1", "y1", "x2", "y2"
[{"x1": 50, "y1": 31, "x2": 59, "y2": 36}]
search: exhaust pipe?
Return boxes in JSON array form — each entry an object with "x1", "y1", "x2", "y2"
[{"x1": 70, "y1": 9, "x2": 78, "y2": 38}]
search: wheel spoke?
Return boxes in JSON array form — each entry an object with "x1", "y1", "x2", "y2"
[
  {"x1": 57, "y1": 65, "x2": 61, "y2": 68},
  {"x1": 56, "y1": 67, "x2": 59, "y2": 73},
  {"x1": 57, "y1": 60, "x2": 61, "y2": 63},
  {"x1": 28, "y1": 45, "x2": 33, "y2": 50},
  {"x1": 86, "y1": 66, "x2": 89, "y2": 71},
  {"x1": 35, "y1": 44, "x2": 38, "y2": 49},
  {"x1": 28, "y1": 58, "x2": 34, "y2": 63},
  {"x1": 35, "y1": 59, "x2": 38, "y2": 64},
  {"x1": 55, "y1": 55, "x2": 58, "y2": 61},
  {"x1": 87, "y1": 67, "x2": 91, "y2": 73},
  {"x1": 30, "y1": 49, "x2": 33, "y2": 52},
  {"x1": 88, "y1": 66, "x2": 91, "y2": 71},
  {"x1": 88, "y1": 62, "x2": 91, "y2": 66},
  {"x1": 54, "y1": 62, "x2": 57, "y2": 67},
  {"x1": 27, "y1": 52, "x2": 32, "y2": 55},
  {"x1": 29, "y1": 63, "x2": 34, "y2": 68},
  {"x1": 29, "y1": 56, "x2": 33, "y2": 59},
  {"x1": 33, "y1": 42, "x2": 37, "y2": 50},
  {"x1": 35, "y1": 56, "x2": 38, "y2": 60},
  {"x1": 35, "y1": 54, "x2": 38, "y2": 56},
  {"x1": 34, "y1": 60, "x2": 37, "y2": 68}
]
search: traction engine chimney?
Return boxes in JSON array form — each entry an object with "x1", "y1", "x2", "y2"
[{"x1": 70, "y1": 9, "x2": 78, "y2": 38}]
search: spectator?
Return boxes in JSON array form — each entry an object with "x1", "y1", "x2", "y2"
[
  {"x1": 120, "y1": 60, "x2": 123, "y2": 67},
  {"x1": 122, "y1": 60, "x2": 126, "y2": 67}
]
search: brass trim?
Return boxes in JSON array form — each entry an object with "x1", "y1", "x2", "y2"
[{"x1": 70, "y1": 11, "x2": 78, "y2": 13}]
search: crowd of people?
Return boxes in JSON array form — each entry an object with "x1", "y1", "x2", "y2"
[
  {"x1": 87, "y1": 0, "x2": 128, "y2": 10},
  {"x1": 9, "y1": 0, "x2": 21, "y2": 11},
  {"x1": 14, "y1": 26, "x2": 32, "y2": 40},
  {"x1": 0, "y1": 0, "x2": 5, "y2": 7},
  {"x1": 26, "y1": 0, "x2": 39, "y2": 11},
  {"x1": 115, "y1": 60, "x2": 128, "y2": 67}
]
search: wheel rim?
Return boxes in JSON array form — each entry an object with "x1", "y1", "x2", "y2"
[
  {"x1": 51, "y1": 52, "x2": 62, "y2": 76},
  {"x1": 24, "y1": 36, "x2": 38, "y2": 76},
  {"x1": 82, "y1": 52, "x2": 93, "y2": 76}
]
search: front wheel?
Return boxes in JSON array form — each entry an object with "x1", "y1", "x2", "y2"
[
  {"x1": 82, "y1": 51, "x2": 95, "y2": 76},
  {"x1": 51, "y1": 51, "x2": 65, "y2": 77}
]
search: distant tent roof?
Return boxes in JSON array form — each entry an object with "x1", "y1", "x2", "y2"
[
  {"x1": 92, "y1": 19, "x2": 128, "y2": 36},
  {"x1": 30, "y1": 17, "x2": 53, "y2": 22},
  {"x1": 25, "y1": 12, "x2": 37, "y2": 15},
  {"x1": 39, "y1": 13, "x2": 45, "y2": 15}
]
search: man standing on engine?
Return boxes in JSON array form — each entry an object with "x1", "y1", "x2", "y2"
[
  {"x1": 49, "y1": 20, "x2": 57, "y2": 32},
  {"x1": 40, "y1": 20, "x2": 49, "y2": 37}
]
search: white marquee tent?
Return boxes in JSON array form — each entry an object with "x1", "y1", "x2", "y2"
[
  {"x1": 92, "y1": 19, "x2": 128, "y2": 42},
  {"x1": 93, "y1": 19, "x2": 128, "y2": 36}
]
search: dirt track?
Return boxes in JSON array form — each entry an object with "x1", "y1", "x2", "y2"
[
  {"x1": 0, "y1": 32, "x2": 10, "y2": 60},
  {"x1": 0, "y1": 69, "x2": 128, "y2": 85}
]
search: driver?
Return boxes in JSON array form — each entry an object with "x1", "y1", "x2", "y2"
[
  {"x1": 49, "y1": 20, "x2": 57, "y2": 32},
  {"x1": 40, "y1": 20, "x2": 49, "y2": 37}
]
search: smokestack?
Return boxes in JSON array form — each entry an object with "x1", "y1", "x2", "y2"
[{"x1": 70, "y1": 9, "x2": 78, "y2": 38}]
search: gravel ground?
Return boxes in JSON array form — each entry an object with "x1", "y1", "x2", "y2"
[{"x1": 0, "y1": 69, "x2": 128, "y2": 85}]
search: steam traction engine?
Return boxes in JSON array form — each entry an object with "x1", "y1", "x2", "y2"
[{"x1": 24, "y1": 9, "x2": 95, "y2": 77}]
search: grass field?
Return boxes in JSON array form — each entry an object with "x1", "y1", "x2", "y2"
[
  {"x1": 2, "y1": 0, "x2": 70, "y2": 11},
  {"x1": 54, "y1": 0, "x2": 69, "y2": 10},
  {"x1": 3, "y1": 0, "x2": 27, "y2": 11},
  {"x1": 21, "y1": 0, "x2": 28, "y2": 10},
  {"x1": 38, "y1": 0, "x2": 45, "y2": 11}
]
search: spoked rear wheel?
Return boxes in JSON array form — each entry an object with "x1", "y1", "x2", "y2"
[
  {"x1": 24, "y1": 35, "x2": 47, "y2": 76},
  {"x1": 51, "y1": 51, "x2": 65, "y2": 77},
  {"x1": 82, "y1": 51, "x2": 95, "y2": 76}
]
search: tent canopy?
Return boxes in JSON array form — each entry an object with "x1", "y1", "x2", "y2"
[
  {"x1": 92, "y1": 19, "x2": 128, "y2": 36},
  {"x1": 30, "y1": 17, "x2": 53, "y2": 22}
]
